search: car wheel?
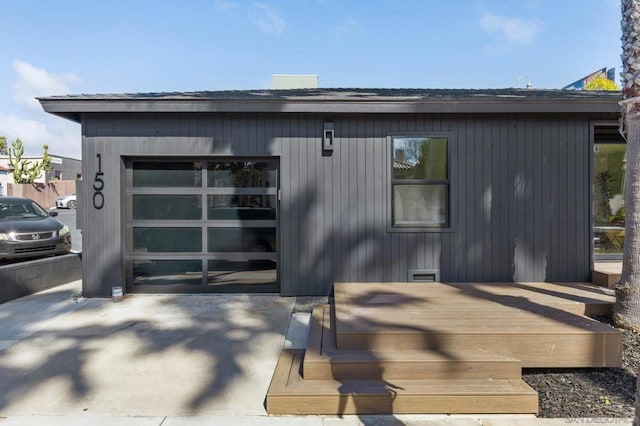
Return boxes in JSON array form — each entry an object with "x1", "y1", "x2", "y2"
[{"x1": 67, "y1": 200, "x2": 76, "y2": 209}]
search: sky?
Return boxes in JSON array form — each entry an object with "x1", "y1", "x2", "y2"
[{"x1": 0, "y1": 0, "x2": 623, "y2": 159}]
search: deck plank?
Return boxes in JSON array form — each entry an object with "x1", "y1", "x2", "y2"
[
  {"x1": 267, "y1": 350, "x2": 538, "y2": 415},
  {"x1": 333, "y1": 282, "x2": 622, "y2": 367},
  {"x1": 303, "y1": 305, "x2": 523, "y2": 379}
]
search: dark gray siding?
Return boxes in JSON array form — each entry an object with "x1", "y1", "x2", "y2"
[{"x1": 80, "y1": 112, "x2": 606, "y2": 296}]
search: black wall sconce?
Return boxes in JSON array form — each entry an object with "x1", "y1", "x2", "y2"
[{"x1": 323, "y1": 121, "x2": 334, "y2": 152}]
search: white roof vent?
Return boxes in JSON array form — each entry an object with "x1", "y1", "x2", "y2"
[{"x1": 272, "y1": 74, "x2": 318, "y2": 89}]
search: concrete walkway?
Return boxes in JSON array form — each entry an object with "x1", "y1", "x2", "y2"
[{"x1": 0, "y1": 281, "x2": 633, "y2": 425}]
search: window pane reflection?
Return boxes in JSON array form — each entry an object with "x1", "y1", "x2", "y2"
[
  {"x1": 208, "y1": 227, "x2": 276, "y2": 252},
  {"x1": 208, "y1": 161, "x2": 277, "y2": 188},
  {"x1": 594, "y1": 142, "x2": 626, "y2": 255},
  {"x1": 207, "y1": 260, "x2": 277, "y2": 286},
  {"x1": 133, "y1": 195, "x2": 202, "y2": 220},
  {"x1": 133, "y1": 227, "x2": 202, "y2": 252},
  {"x1": 132, "y1": 260, "x2": 203, "y2": 285},
  {"x1": 393, "y1": 137, "x2": 447, "y2": 180},
  {"x1": 133, "y1": 161, "x2": 203, "y2": 187},
  {"x1": 208, "y1": 195, "x2": 276, "y2": 220}
]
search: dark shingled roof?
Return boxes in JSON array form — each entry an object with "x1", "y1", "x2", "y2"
[
  {"x1": 40, "y1": 87, "x2": 622, "y2": 101},
  {"x1": 38, "y1": 88, "x2": 622, "y2": 123}
]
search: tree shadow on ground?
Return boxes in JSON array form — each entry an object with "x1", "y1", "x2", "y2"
[
  {"x1": 0, "y1": 285, "x2": 294, "y2": 416},
  {"x1": 438, "y1": 281, "x2": 636, "y2": 417},
  {"x1": 324, "y1": 287, "x2": 465, "y2": 423}
]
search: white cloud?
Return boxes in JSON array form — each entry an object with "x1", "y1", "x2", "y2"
[
  {"x1": 0, "y1": 61, "x2": 81, "y2": 158},
  {"x1": 214, "y1": 0, "x2": 237, "y2": 11},
  {"x1": 335, "y1": 19, "x2": 359, "y2": 37},
  {"x1": 0, "y1": 113, "x2": 80, "y2": 158},
  {"x1": 12, "y1": 60, "x2": 79, "y2": 113},
  {"x1": 249, "y1": 3, "x2": 286, "y2": 35},
  {"x1": 479, "y1": 12, "x2": 544, "y2": 47}
]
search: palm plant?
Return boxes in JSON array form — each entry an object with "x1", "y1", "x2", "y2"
[
  {"x1": 617, "y1": 0, "x2": 640, "y2": 331},
  {"x1": 617, "y1": 1, "x2": 640, "y2": 424}
]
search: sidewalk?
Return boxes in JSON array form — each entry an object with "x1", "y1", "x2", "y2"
[{"x1": 0, "y1": 281, "x2": 633, "y2": 425}]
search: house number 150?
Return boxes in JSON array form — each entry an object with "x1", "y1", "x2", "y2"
[{"x1": 93, "y1": 153, "x2": 104, "y2": 209}]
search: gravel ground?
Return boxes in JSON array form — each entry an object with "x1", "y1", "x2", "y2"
[
  {"x1": 293, "y1": 296, "x2": 329, "y2": 313},
  {"x1": 523, "y1": 316, "x2": 639, "y2": 418},
  {"x1": 295, "y1": 298, "x2": 638, "y2": 418}
]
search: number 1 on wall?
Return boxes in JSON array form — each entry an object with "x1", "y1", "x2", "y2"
[{"x1": 93, "y1": 153, "x2": 104, "y2": 209}]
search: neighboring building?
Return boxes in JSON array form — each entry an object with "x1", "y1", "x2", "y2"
[
  {"x1": 40, "y1": 88, "x2": 622, "y2": 297},
  {"x1": 562, "y1": 67, "x2": 616, "y2": 90},
  {"x1": 0, "y1": 155, "x2": 81, "y2": 184},
  {"x1": 0, "y1": 165, "x2": 8, "y2": 196}
]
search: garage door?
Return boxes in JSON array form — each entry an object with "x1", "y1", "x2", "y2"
[{"x1": 124, "y1": 158, "x2": 278, "y2": 293}]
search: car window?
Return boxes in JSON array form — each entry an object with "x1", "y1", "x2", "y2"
[{"x1": 0, "y1": 201, "x2": 49, "y2": 219}]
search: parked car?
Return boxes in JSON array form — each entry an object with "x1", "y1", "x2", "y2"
[
  {"x1": 0, "y1": 197, "x2": 72, "y2": 260},
  {"x1": 56, "y1": 194, "x2": 76, "y2": 209}
]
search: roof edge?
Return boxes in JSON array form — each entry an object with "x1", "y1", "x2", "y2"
[{"x1": 39, "y1": 89, "x2": 622, "y2": 123}]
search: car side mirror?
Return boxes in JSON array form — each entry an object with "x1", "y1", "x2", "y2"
[{"x1": 49, "y1": 211, "x2": 58, "y2": 217}]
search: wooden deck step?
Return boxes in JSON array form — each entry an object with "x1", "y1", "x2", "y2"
[
  {"x1": 593, "y1": 262, "x2": 622, "y2": 288},
  {"x1": 267, "y1": 350, "x2": 538, "y2": 415},
  {"x1": 304, "y1": 305, "x2": 522, "y2": 380},
  {"x1": 333, "y1": 283, "x2": 622, "y2": 368}
]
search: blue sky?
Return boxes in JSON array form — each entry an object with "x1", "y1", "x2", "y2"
[{"x1": 0, "y1": 0, "x2": 622, "y2": 158}]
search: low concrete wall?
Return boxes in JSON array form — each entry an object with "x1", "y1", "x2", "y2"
[
  {"x1": 0, "y1": 254, "x2": 81, "y2": 304},
  {"x1": 7, "y1": 181, "x2": 76, "y2": 209}
]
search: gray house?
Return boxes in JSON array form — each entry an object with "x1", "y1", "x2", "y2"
[{"x1": 39, "y1": 89, "x2": 622, "y2": 297}]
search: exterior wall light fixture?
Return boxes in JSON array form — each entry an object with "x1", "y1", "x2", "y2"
[{"x1": 323, "y1": 121, "x2": 334, "y2": 152}]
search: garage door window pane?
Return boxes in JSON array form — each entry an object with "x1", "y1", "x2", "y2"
[
  {"x1": 133, "y1": 195, "x2": 202, "y2": 220},
  {"x1": 393, "y1": 184, "x2": 447, "y2": 227},
  {"x1": 208, "y1": 195, "x2": 276, "y2": 220},
  {"x1": 208, "y1": 227, "x2": 276, "y2": 253},
  {"x1": 133, "y1": 227, "x2": 202, "y2": 252},
  {"x1": 132, "y1": 260, "x2": 203, "y2": 285},
  {"x1": 208, "y1": 161, "x2": 277, "y2": 188},
  {"x1": 207, "y1": 260, "x2": 277, "y2": 286},
  {"x1": 133, "y1": 162, "x2": 203, "y2": 187}
]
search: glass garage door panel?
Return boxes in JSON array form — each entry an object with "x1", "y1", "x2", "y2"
[
  {"x1": 208, "y1": 227, "x2": 277, "y2": 253},
  {"x1": 208, "y1": 161, "x2": 277, "y2": 188},
  {"x1": 207, "y1": 260, "x2": 276, "y2": 290},
  {"x1": 207, "y1": 195, "x2": 276, "y2": 220},
  {"x1": 133, "y1": 195, "x2": 202, "y2": 220},
  {"x1": 133, "y1": 227, "x2": 202, "y2": 252},
  {"x1": 126, "y1": 158, "x2": 279, "y2": 293},
  {"x1": 132, "y1": 260, "x2": 203, "y2": 286},
  {"x1": 133, "y1": 161, "x2": 203, "y2": 187}
]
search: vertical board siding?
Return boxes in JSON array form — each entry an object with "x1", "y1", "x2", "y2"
[{"x1": 82, "y1": 112, "x2": 595, "y2": 296}]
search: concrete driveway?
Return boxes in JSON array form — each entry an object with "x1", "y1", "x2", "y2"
[{"x1": 0, "y1": 281, "x2": 294, "y2": 417}]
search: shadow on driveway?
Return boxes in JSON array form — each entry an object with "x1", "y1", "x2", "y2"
[{"x1": 0, "y1": 282, "x2": 294, "y2": 416}]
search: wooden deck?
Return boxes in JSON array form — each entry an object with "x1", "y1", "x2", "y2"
[
  {"x1": 333, "y1": 282, "x2": 621, "y2": 367},
  {"x1": 266, "y1": 282, "x2": 622, "y2": 415},
  {"x1": 593, "y1": 262, "x2": 622, "y2": 288}
]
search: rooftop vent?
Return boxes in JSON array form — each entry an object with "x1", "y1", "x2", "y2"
[{"x1": 272, "y1": 74, "x2": 318, "y2": 90}]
